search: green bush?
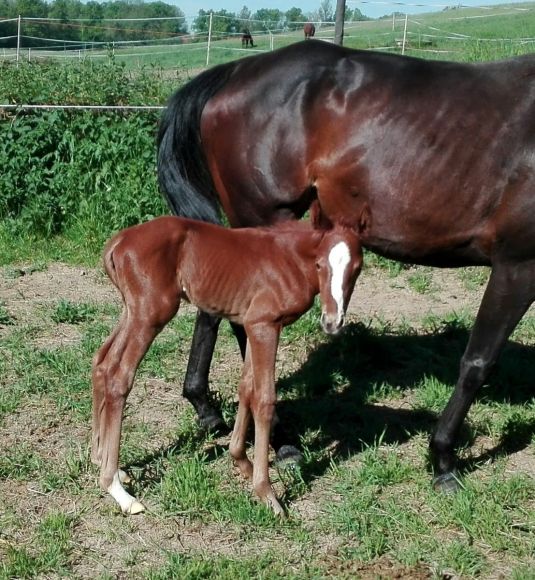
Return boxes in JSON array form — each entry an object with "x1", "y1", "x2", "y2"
[{"x1": 0, "y1": 59, "x2": 173, "y2": 250}]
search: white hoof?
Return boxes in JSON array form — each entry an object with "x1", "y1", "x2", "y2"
[
  {"x1": 107, "y1": 471, "x2": 144, "y2": 515},
  {"x1": 267, "y1": 495, "x2": 285, "y2": 517},
  {"x1": 126, "y1": 500, "x2": 145, "y2": 515}
]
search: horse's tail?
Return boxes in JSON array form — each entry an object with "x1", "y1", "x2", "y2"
[{"x1": 157, "y1": 62, "x2": 238, "y2": 224}]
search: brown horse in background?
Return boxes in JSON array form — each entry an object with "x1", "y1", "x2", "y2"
[
  {"x1": 92, "y1": 209, "x2": 363, "y2": 515},
  {"x1": 158, "y1": 39, "x2": 535, "y2": 493},
  {"x1": 304, "y1": 22, "x2": 316, "y2": 39}
]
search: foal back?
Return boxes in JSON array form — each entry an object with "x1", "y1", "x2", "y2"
[{"x1": 106, "y1": 217, "x2": 324, "y2": 327}]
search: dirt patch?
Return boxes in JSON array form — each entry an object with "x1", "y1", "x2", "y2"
[{"x1": 1, "y1": 262, "x2": 484, "y2": 329}]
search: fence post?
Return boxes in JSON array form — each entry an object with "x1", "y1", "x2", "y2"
[
  {"x1": 16, "y1": 15, "x2": 21, "y2": 66},
  {"x1": 206, "y1": 11, "x2": 213, "y2": 67},
  {"x1": 402, "y1": 13, "x2": 408, "y2": 55}
]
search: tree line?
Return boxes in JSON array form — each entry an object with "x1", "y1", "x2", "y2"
[{"x1": 0, "y1": 0, "x2": 370, "y2": 48}]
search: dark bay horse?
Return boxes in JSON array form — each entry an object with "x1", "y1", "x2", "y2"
[
  {"x1": 92, "y1": 211, "x2": 363, "y2": 514},
  {"x1": 157, "y1": 39, "x2": 535, "y2": 492},
  {"x1": 241, "y1": 29, "x2": 255, "y2": 48},
  {"x1": 304, "y1": 22, "x2": 316, "y2": 39}
]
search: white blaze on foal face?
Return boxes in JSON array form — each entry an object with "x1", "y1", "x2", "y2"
[{"x1": 328, "y1": 241, "x2": 351, "y2": 323}]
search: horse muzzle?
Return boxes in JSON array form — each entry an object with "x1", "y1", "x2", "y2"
[{"x1": 320, "y1": 312, "x2": 344, "y2": 335}]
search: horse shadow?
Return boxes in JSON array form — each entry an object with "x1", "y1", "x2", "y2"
[
  {"x1": 125, "y1": 320, "x2": 535, "y2": 488},
  {"x1": 272, "y1": 320, "x2": 535, "y2": 482}
]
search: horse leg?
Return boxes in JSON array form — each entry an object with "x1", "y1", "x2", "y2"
[
  {"x1": 182, "y1": 310, "x2": 229, "y2": 434},
  {"x1": 229, "y1": 347, "x2": 254, "y2": 479},
  {"x1": 230, "y1": 321, "x2": 302, "y2": 467},
  {"x1": 430, "y1": 260, "x2": 535, "y2": 492},
  {"x1": 247, "y1": 323, "x2": 285, "y2": 516},
  {"x1": 93, "y1": 319, "x2": 163, "y2": 514},
  {"x1": 92, "y1": 321, "x2": 122, "y2": 466}
]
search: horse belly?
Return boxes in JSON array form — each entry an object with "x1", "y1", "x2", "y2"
[{"x1": 201, "y1": 81, "x2": 315, "y2": 226}]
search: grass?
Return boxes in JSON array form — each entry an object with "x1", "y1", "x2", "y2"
[{"x1": 2, "y1": 260, "x2": 535, "y2": 577}]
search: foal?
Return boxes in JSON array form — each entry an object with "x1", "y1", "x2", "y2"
[{"x1": 91, "y1": 209, "x2": 363, "y2": 515}]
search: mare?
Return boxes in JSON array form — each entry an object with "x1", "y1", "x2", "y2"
[
  {"x1": 91, "y1": 209, "x2": 363, "y2": 515},
  {"x1": 241, "y1": 29, "x2": 255, "y2": 48},
  {"x1": 303, "y1": 22, "x2": 316, "y2": 39},
  {"x1": 157, "y1": 39, "x2": 535, "y2": 492}
]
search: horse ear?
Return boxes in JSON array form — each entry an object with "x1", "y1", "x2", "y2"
[{"x1": 310, "y1": 200, "x2": 333, "y2": 230}]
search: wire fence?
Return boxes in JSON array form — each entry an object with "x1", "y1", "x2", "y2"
[{"x1": 1, "y1": 1, "x2": 534, "y2": 68}]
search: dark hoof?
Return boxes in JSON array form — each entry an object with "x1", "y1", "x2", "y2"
[
  {"x1": 432, "y1": 471, "x2": 462, "y2": 494},
  {"x1": 275, "y1": 445, "x2": 303, "y2": 470},
  {"x1": 198, "y1": 414, "x2": 231, "y2": 437}
]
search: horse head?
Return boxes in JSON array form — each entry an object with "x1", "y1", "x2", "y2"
[{"x1": 311, "y1": 202, "x2": 363, "y2": 335}]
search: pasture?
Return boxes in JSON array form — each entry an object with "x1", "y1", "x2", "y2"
[
  {"x1": 2, "y1": 3, "x2": 535, "y2": 577},
  {"x1": 2, "y1": 260, "x2": 535, "y2": 578},
  {"x1": 5, "y1": 2, "x2": 535, "y2": 70}
]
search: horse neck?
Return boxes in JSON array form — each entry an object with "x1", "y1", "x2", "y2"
[{"x1": 276, "y1": 227, "x2": 324, "y2": 292}]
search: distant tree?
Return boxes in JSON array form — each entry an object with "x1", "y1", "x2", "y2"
[
  {"x1": 193, "y1": 9, "x2": 239, "y2": 38},
  {"x1": 252, "y1": 8, "x2": 283, "y2": 32},
  {"x1": 285, "y1": 6, "x2": 306, "y2": 30},
  {"x1": 345, "y1": 6, "x2": 370, "y2": 21},
  {"x1": 0, "y1": 0, "x2": 189, "y2": 48},
  {"x1": 318, "y1": 0, "x2": 334, "y2": 23}
]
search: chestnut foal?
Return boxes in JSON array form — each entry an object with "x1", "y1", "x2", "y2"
[{"x1": 91, "y1": 210, "x2": 363, "y2": 515}]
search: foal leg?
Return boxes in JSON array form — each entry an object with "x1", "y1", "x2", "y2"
[
  {"x1": 92, "y1": 321, "x2": 122, "y2": 466},
  {"x1": 430, "y1": 260, "x2": 535, "y2": 492},
  {"x1": 247, "y1": 323, "x2": 284, "y2": 516},
  {"x1": 229, "y1": 348, "x2": 254, "y2": 479},
  {"x1": 230, "y1": 320, "x2": 302, "y2": 467},
  {"x1": 93, "y1": 321, "x2": 162, "y2": 514}
]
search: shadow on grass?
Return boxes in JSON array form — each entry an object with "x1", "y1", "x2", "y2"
[
  {"x1": 126, "y1": 319, "x2": 535, "y2": 487},
  {"x1": 273, "y1": 320, "x2": 535, "y2": 481}
]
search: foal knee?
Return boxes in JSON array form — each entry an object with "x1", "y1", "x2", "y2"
[{"x1": 251, "y1": 395, "x2": 276, "y2": 422}]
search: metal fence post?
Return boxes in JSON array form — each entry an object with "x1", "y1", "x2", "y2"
[
  {"x1": 16, "y1": 15, "x2": 21, "y2": 66},
  {"x1": 206, "y1": 11, "x2": 213, "y2": 67}
]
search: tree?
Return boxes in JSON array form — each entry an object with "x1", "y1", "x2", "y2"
[
  {"x1": 193, "y1": 9, "x2": 239, "y2": 38},
  {"x1": 318, "y1": 0, "x2": 334, "y2": 23},
  {"x1": 345, "y1": 6, "x2": 370, "y2": 21},
  {"x1": 285, "y1": 7, "x2": 306, "y2": 31},
  {"x1": 252, "y1": 8, "x2": 284, "y2": 33}
]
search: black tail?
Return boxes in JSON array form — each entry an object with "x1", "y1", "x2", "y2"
[{"x1": 157, "y1": 62, "x2": 239, "y2": 224}]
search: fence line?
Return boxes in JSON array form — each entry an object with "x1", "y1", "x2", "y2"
[
  {"x1": 0, "y1": 104, "x2": 165, "y2": 111},
  {"x1": 2, "y1": 4, "x2": 534, "y2": 66}
]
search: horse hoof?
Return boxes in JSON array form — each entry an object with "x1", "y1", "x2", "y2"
[
  {"x1": 275, "y1": 445, "x2": 303, "y2": 469},
  {"x1": 269, "y1": 498, "x2": 286, "y2": 518},
  {"x1": 199, "y1": 414, "x2": 231, "y2": 437},
  {"x1": 126, "y1": 500, "x2": 145, "y2": 515},
  {"x1": 432, "y1": 471, "x2": 462, "y2": 494}
]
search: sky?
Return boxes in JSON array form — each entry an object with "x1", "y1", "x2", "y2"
[{"x1": 174, "y1": 0, "x2": 522, "y2": 22}]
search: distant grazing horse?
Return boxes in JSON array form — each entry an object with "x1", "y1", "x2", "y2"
[
  {"x1": 241, "y1": 29, "x2": 255, "y2": 48},
  {"x1": 158, "y1": 39, "x2": 535, "y2": 493},
  {"x1": 91, "y1": 209, "x2": 363, "y2": 514},
  {"x1": 304, "y1": 22, "x2": 316, "y2": 39}
]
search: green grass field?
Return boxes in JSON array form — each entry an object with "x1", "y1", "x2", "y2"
[
  {"x1": 1, "y1": 261, "x2": 535, "y2": 578},
  {"x1": 6, "y1": 1, "x2": 535, "y2": 71}
]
